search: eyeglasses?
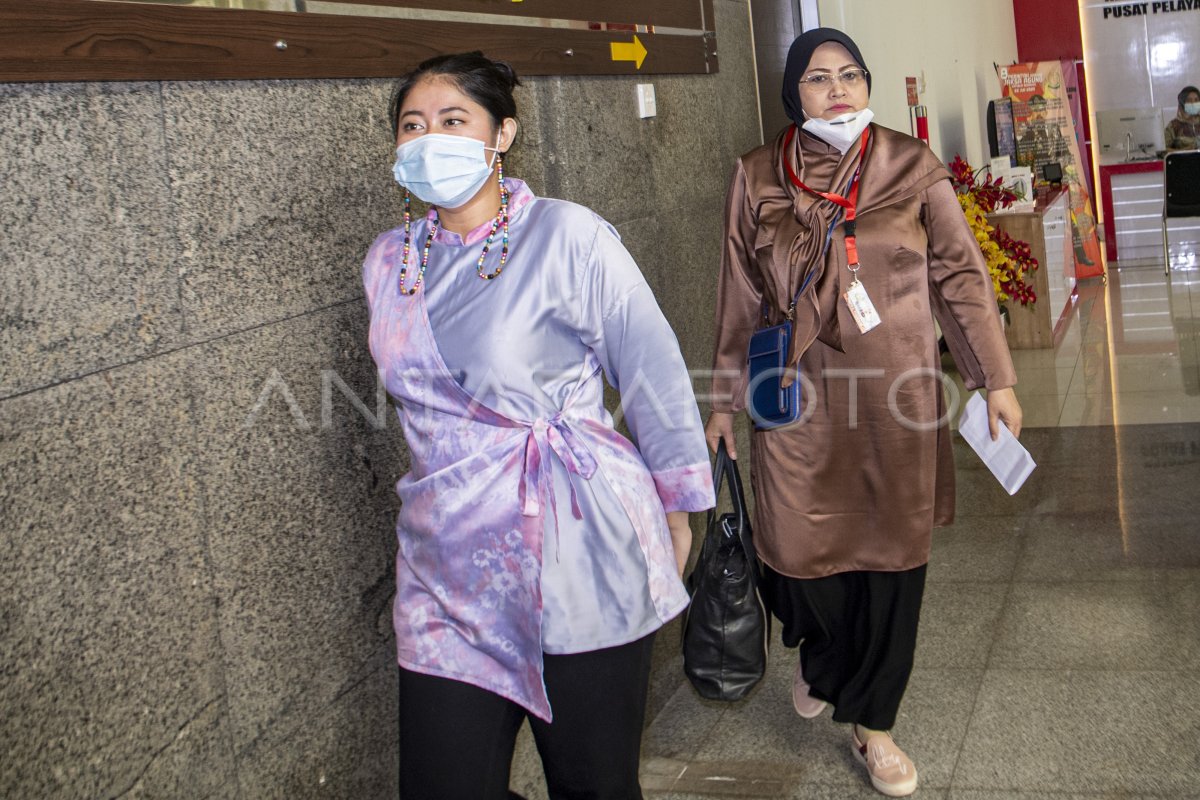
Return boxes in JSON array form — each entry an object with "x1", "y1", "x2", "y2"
[{"x1": 798, "y1": 69, "x2": 869, "y2": 90}]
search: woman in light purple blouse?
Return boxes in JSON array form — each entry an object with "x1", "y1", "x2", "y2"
[{"x1": 364, "y1": 52, "x2": 714, "y2": 798}]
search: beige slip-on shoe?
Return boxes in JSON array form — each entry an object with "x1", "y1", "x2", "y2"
[
  {"x1": 852, "y1": 728, "x2": 918, "y2": 797},
  {"x1": 791, "y1": 659, "x2": 828, "y2": 718}
]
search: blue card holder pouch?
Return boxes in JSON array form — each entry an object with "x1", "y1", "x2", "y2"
[
  {"x1": 746, "y1": 269, "x2": 817, "y2": 431},
  {"x1": 747, "y1": 321, "x2": 800, "y2": 430}
]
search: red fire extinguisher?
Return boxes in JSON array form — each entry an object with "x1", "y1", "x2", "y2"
[{"x1": 913, "y1": 104, "x2": 930, "y2": 145}]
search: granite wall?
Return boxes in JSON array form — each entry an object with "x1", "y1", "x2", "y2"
[{"x1": 0, "y1": 2, "x2": 761, "y2": 797}]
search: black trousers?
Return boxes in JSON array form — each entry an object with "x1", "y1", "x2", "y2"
[
  {"x1": 761, "y1": 564, "x2": 927, "y2": 731},
  {"x1": 398, "y1": 632, "x2": 656, "y2": 800}
]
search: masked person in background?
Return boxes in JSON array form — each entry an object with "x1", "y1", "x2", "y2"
[
  {"x1": 706, "y1": 28, "x2": 1022, "y2": 797},
  {"x1": 1165, "y1": 85, "x2": 1200, "y2": 150},
  {"x1": 364, "y1": 52, "x2": 714, "y2": 799}
]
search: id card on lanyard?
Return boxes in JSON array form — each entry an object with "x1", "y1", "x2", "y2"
[{"x1": 783, "y1": 125, "x2": 881, "y2": 334}]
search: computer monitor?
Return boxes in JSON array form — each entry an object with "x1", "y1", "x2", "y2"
[{"x1": 1095, "y1": 108, "x2": 1165, "y2": 162}]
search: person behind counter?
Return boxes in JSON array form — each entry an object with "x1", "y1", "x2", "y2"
[
  {"x1": 364, "y1": 51, "x2": 715, "y2": 798},
  {"x1": 1165, "y1": 85, "x2": 1199, "y2": 150}
]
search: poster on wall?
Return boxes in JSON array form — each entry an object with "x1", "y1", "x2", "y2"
[
  {"x1": 992, "y1": 97, "x2": 1018, "y2": 166},
  {"x1": 1061, "y1": 63, "x2": 1093, "y2": 198},
  {"x1": 997, "y1": 61, "x2": 1104, "y2": 279}
]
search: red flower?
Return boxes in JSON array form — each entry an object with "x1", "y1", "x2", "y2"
[{"x1": 950, "y1": 154, "x2": 1039, "y2": 307}]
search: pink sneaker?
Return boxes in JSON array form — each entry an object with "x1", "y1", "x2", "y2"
[
  {"x1": 852, "y1": 728, "x2": 918, "y2": 797},
  {"x1": 791, "y1": 660, "x2": 827, "y2": 718}
]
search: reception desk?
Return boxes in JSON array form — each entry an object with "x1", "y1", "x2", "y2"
[
  {"x1": 1098, "y1": 159, "x2": 1163, "y2": 263},
  {"x1": 987, "y1": 189, "x2": 1074, "y2": 349}
]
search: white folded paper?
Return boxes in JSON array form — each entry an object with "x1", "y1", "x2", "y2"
[{"x1": 957, "y1": 392, "x2": 1036, "y2": 495}]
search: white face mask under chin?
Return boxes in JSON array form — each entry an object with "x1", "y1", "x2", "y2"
[{"x1": 802, "y1": 108, "x2": 875, "y2": 154}]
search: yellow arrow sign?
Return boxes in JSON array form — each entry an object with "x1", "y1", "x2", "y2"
[{"x1": 610, "y1": 35, "x2": 647, "y2": 70}]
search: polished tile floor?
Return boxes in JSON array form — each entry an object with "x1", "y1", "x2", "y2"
[
  {"x1": 997, "y1": 265, "x2": 1200, "y2": 428},
  {"x1": 515, "y1": 264, "x2": 1200, "y2": 798}
]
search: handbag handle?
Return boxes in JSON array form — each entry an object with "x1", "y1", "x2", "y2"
[
  {"x1": 710, "y1": 441, "x2": 764, "y2": 590},
  {"x1": 711, "y1": 440, "x2": 746, "y2": 531}
]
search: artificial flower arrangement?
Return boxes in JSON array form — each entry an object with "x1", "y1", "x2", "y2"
[{"x1": 948, "y1": 155, "x2": 1038, "y2": 308}]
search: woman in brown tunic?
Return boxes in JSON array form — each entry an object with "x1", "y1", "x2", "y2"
[{"x1": 706, "y1": 28, "x2": 1022, "y2": 798}]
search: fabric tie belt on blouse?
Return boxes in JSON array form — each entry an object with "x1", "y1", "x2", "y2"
[{"x1": 519, "y1": 414, "x2": 599, "y2": 555}]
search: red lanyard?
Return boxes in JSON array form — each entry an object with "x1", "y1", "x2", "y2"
[{"x1": 782, "y1": 124, "x2": 870, "y2": 266}]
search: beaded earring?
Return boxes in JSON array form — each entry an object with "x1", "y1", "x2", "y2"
[
  {"x1": 475, "y1": 154, "x2": 509, "y2": 281},
  {"x1": 395, "y1": 149, "x2": 509, "y2": 296},
  {"x1": 397, "y1": 189, "x2": 437, "y2": 296}
]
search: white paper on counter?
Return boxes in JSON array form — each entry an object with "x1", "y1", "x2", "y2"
[{"x1": 958, "y1": 392, "x2": 1036, "y2": 495}]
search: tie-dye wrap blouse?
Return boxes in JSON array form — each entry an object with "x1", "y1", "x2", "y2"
[{"x1": 363, "y1": 179, "x2": 714, "y2": 721}]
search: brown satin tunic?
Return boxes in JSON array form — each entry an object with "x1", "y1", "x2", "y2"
[{"x1": 711, "y1": 124, "x2": 1017, "y2": 579}]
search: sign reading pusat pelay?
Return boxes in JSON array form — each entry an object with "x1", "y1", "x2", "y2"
[{"x1": 1102, "y1": 1, "x2": 1200, "y2": 19}]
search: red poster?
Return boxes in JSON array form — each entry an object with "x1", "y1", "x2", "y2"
[{"x1": 997, "y1": 61, "x2": 1103, "y2": 279}]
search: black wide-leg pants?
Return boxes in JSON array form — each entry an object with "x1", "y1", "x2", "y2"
[
  {"x1": 761, "y1": 563, "x2": 927, "y2": 731},
  {"x1": 398, "y1": 631, "x2": 656, "y2": 800}
]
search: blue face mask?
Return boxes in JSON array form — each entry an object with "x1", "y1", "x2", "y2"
[
  {"x1": 1185, "y1": 102, "x2": 1200, "y2": 117},
  {"x1": 392, "y1": 133, "x2": 500, "y2": 208}
]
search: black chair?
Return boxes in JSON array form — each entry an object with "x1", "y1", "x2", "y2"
[{"x1": 1162, "y1": 150, "x2": 1200, "y2": 273}]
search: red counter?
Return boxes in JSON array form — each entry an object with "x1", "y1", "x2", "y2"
[{"x1": 1099, "y1": 160, "x2": 1163, "y2": 262}]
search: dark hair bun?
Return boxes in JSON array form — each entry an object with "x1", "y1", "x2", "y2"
[
  {"x1": 492, "y1": 60, "x2": 520, "y2": 93},
  {"x1": 388, "y1": 52, "x2": 521, "y2": 140}
]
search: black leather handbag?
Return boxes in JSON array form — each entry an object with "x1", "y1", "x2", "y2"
[{"x1": 682, "y1": 441, "x2": 769, "y2": 701}]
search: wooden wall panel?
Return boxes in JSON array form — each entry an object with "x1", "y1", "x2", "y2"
[
  {"x1": 0, "y1": 0, "x2": 718, "y2": 82},
  {"x1": 317, "y1": 0, "x2": 706, "y2": 29}
]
